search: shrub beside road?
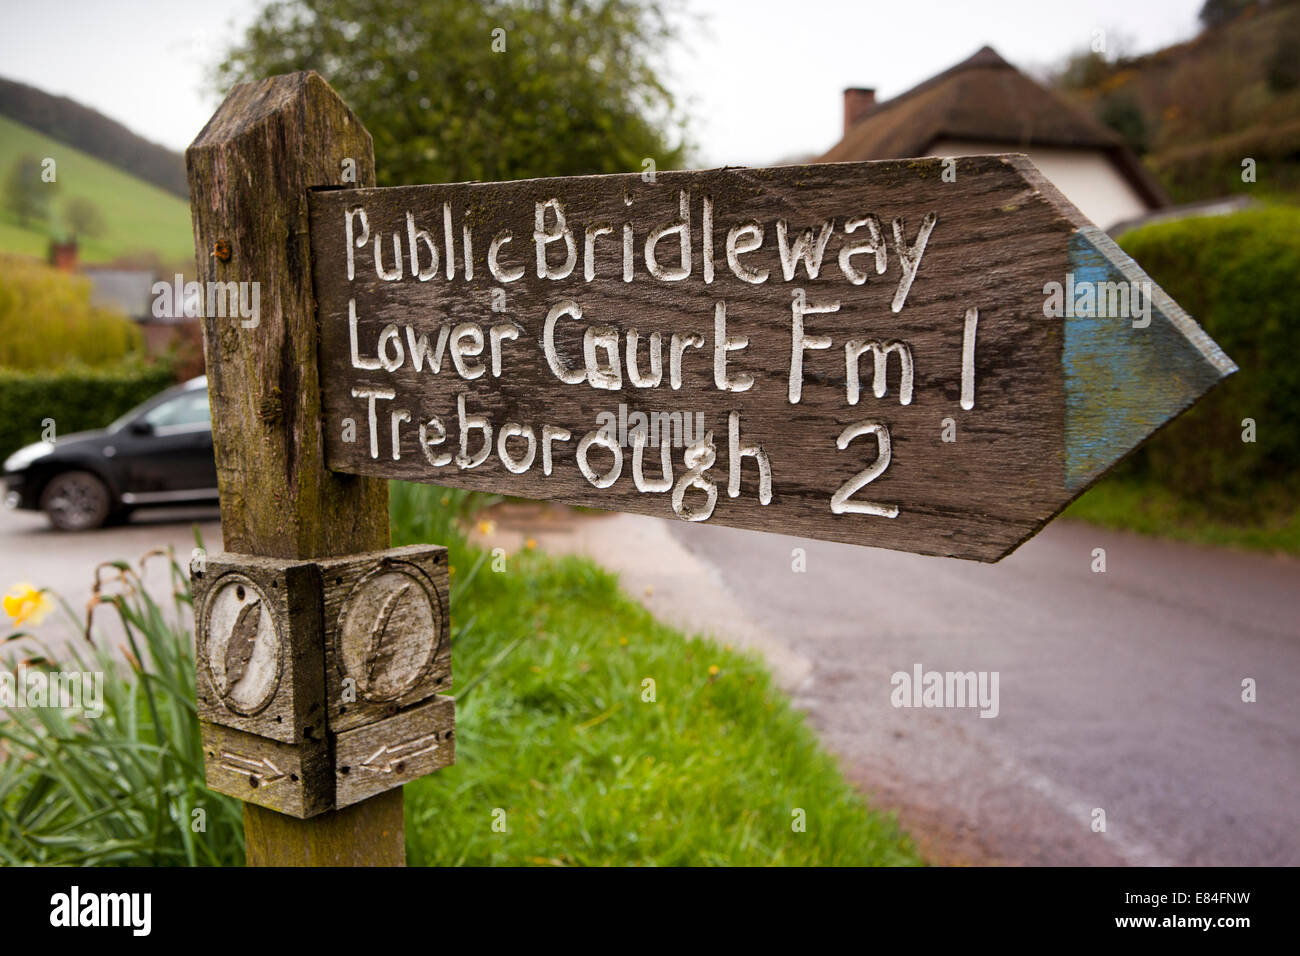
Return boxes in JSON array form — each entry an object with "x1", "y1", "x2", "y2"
[{"x1": 0, "y1": 256, "x2": 177, "y2": 461}]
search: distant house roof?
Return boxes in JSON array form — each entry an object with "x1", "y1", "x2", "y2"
[
  {"x1": 819, "y1": 45, "x2": 1169, "y2": 209},
  {"x1": 83, "y1": 269, "x2": 156, "y2": 322}
]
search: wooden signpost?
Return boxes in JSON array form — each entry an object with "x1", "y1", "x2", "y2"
[
  {"x1": 188, "y1": 73, "x2": 401, "y2": 865},
  {"x1": 188, "y1": 71, "x2": 1233, "y2": 864},
  {"x1": 313, "y1": 153, "x2": 1234, "y2": 561}
]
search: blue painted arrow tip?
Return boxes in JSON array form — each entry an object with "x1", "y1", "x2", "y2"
[{"x1": 1063, "y1": 227, "x2": 1236, "y2": 491}]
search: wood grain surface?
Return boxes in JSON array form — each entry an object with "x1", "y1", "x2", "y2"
[
  {"x1": 188, "y1": 70, "x2": 403, "y2": 863},
  {"x1": 202, "y1": 721, "x2": 333, "y2": 819},
  {"x1": 319, "y1": 545, "x2": 451, "y2": 733},
  {"x1": 334, "y1": 696, "x2": 454, "y2": 809},
  {"x1": 188, "y1": 71, "x2": 389, "y2": 561},
  {"x1": 241, "y1": 790, "x2": 405, "y2": 867},
  {"x1": 310, "y1": 155, "x2": 1234, "y2": 561},
  {"x1": 193, "y1": 555, "x2": 325, "y2": 745}
]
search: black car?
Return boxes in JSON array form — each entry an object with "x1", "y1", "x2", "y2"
[{"x1": 3, "y1": 376, "x2": 218, "y2": 530}]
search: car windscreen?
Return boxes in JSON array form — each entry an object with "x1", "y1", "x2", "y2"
[
  {"x1": 141, "y1": 390, "x2": 210, "y2": 428},
  {"x1": 108, "y1": 387, "x2": 210, "y2": 432}
]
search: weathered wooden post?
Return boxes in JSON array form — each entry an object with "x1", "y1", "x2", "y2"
[{"x1": 187, "y1": 73, "x2": 409, "y2": 865}]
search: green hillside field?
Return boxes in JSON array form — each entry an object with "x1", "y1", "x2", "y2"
[{"x1": 0, "y1": 114, "x2": 192, "y2": 265}]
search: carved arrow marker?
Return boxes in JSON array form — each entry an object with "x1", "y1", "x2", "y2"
[
  {"x1": 360, "y1": 733, "x2": 440, "y2": 773},
  {"x1": 220, "y1": 750, "x2": 286, "y2": 784}
]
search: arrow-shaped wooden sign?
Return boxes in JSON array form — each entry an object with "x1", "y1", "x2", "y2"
[{"x1": 310, "y1": 155, "x2": 1234, "y2": 561}]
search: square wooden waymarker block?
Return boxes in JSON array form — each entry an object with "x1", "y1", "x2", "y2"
[
  {"x1": 193, "y1": 555, "x2": 325, "y2": 745},
  {"x1": 319, "y1": 544, "x2": 452, "y2": 733},
  {"x1": 192, "y1": 545, "x2": 454, "y2": 818},
  {"x1": 320, "y1": 545, "x2": 454, "y2": 809}
]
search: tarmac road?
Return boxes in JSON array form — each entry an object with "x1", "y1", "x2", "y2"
[{"x1": 660, "y1": 518, "x2": 1300, "y2": 867}]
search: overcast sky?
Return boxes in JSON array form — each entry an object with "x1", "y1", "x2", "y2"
[{"x1": 0, "y1": 0, "x2": 1204, "y2": 167}]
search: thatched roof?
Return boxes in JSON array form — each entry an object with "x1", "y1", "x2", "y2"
[{"x1": 819, "y1": 46, "x2": 1169, "y2": 208}]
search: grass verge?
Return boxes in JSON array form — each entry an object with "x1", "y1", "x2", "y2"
[
  {"x1": 394, "y1": 483, "x2": 921, "y2": 866},
  {"x1": 1063, "y1": 478, "x2": 1300, "y2": 556}
]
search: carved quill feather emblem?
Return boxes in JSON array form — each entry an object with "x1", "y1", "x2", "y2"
[
  {"x1": 224, "y1": 598, "x2": 262, "y2": 688},
  {"x1": 364, "y1": 583, "x2": 411, "y2": 686}
]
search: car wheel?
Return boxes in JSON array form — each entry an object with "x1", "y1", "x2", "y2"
[{"x1": 40, "y1": 471, "x2": 113, "y2": 531}]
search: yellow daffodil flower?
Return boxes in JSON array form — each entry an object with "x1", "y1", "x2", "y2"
[{"x1": 4, "y1": 583, "x2": 53, "y2": 627}]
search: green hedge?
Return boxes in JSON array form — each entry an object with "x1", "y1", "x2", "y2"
[
  {"x1": 0, "y1": 359, "x2": 175, "y2": 461},
  {"x1": 1116, "y1": 206, "x2": 1300, "y2": 514}
]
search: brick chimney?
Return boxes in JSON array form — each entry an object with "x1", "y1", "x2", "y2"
[
  {"x1": 843, "y1": 88, "x2": 876, "y2": 136},
  {"x1": 48, "y1": 239, "x2": 79, "y2": 272}
]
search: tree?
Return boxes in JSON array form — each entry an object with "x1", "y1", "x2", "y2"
[
  {"x1": 1266, "y1": 13, "x2": 1300, "y2": 92},
  {"x1": 1098, "y1": 92, "x2": 1149, "y2": 155},
  {"x1": 3, "y1": 154, "x2": 55, "y2": 228},
  {"x1": 1054, "y1": 50, "x2": 1111, "y2": 92},
  {"x1": 1199, "y1": 0, "x2": 1257, "y2": 30},
  {"x1": 214, "y1": 0, "x2": 690, "y2": 187},
  {"x1": 63, "y1": 195, "x2": 106, "y2": 239}
]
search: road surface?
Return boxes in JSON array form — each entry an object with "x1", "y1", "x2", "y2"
[
  {"x1": 659, "y1": 517, "x2": 1300, "y2": 866},
  {"x1": 0, "y1": 505, "x2": 221, "y2": 654}
]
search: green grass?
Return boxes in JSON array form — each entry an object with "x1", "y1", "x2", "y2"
[
  {"x1": 0, "y1": 115, "x2": 193, "y2": 266},
  {"x1": 1063, "y1": 478, "x2": 1300, "y2": 556},
  {"x1": 394, "y1": 484, "x2": 921, "y2": 866},
  {"x1": 0, "y1": 218, "x2": 48, "y2": 259}
]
